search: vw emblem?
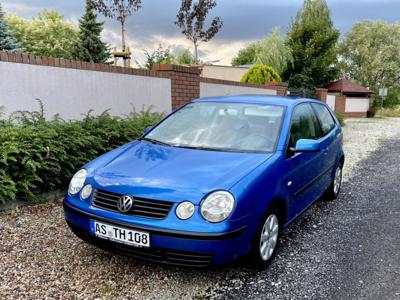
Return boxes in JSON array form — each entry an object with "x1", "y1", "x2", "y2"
[{"x1": 117, "y1": 195, "x2": 134, "y2": 213}]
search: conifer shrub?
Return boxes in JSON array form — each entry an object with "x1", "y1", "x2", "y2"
[{"x1": 241, "y1": 65, "x2": 281, "y2": 85}]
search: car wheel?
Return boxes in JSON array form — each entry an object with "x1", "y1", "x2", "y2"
[
  {"x1": 326, "y1": 163, "x2": 343, "y2": 200},
  {"x1": 249, "y1": 209, "x2": 280, "y2": 269}
]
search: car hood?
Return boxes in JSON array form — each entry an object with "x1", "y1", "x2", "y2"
[{"x1": 89, "y1": 141, "x2": 271, "y2": 203}]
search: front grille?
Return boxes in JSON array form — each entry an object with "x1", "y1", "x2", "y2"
[
  {"x1": 67, "y1": 221, "x2": 213, "y2": 267},
  {"x1": 92, "y1": 189, "x2": 173, "y2": 219}
]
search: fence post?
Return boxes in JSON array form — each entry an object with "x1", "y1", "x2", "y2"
[
  {"x1": 315, "y1": 88, "x2": 328, "y2": 102},
  {"x1": 152, "y1": 64, "x2": 201, "y2": 111},
  {"x1": 265, "y1": 81, "x2": 288, "y2": 96},
  {"x1": 335, "y1": 95, "x2": 346, "y2": 114}
]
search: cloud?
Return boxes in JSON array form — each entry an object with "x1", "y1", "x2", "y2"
[
  {"x1": 3, "y1": 0, "x2": 400, "y2": 66},
  {"x1": 110, "y1": 31, "x2": 247, "y2": 66},
  {"x1": 124, "y1": 33, "x2": 249, "y2": 66},
  {"x1": 2, "y1": 2, "x2": 41, "y2": 16}
]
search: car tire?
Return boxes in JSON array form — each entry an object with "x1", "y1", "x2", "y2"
[
  {"x1": 326, "y1": 163, "x2": 343, "y2": 200},
  {"x1": 249, "y1": 208, "x2": 281, "y2": 269}
]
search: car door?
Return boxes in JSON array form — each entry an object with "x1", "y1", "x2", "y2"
[
  {"x1": 310, "y1": 103, "x2": 340, "y2": 189},
  {"x1": 284, "y1": 103, "x2": 325, "y2": 218}
]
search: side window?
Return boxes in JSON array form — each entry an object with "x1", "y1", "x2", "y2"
[
  {"x1": 311, "y1": 103, "x2": 336, "y2": 135},
  {"x1": 289, "y1": 104, "x2": 322, "y2": 148}
]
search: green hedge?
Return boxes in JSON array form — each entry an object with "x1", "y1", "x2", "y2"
[
  {"x1": 0, "y1": 104, "x2": 163, "y2": 204},
  {"x1": 241, "y1": 65, "x2": 281, "y2": 84}
]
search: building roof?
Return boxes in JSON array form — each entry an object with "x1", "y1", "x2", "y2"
[{"x1": 325, "y1": 79, "x2": 373, "y2": 95}]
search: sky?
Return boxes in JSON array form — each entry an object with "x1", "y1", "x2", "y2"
[{"x1": 2, "y1": 0, "x2": 400, "y2": 66}]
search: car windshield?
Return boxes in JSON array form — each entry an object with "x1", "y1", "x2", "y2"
[{"x1": 144, "y1": 102, "x2": 285, "y2": 152}]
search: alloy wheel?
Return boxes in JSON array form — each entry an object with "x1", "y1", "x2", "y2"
[
  {"x1": 333, "y1": 166, "x2": 342, "y2": 195},
  {"x1": 259, "y1": 214, "x2": 279, "y2": 261}
]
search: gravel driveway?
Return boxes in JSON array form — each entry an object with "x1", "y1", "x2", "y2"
[{"x1": 1, "y1": 117, "x2": 400, "y2": 300}]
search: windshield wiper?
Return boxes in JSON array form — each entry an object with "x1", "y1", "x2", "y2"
[
  {"x1": 139, "y1": 137, "x2": 171, "y2": 147},
  {"x1": 173, "y1": 145, "x2": 267, "y2": 153},
  {"x1": 173, "y1": 145, "x2": 229, "y2": 152}
]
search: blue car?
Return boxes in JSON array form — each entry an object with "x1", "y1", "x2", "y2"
[{"x1": 64, "y1": 95, "x2": 344, "y2": 268}]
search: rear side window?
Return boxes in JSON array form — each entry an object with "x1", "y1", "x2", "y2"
[
  {"x1": 311, "y1": 103, "x2": 335, "y2": 135},
  {"x1": 289, "y1": 103, "x2": 322, "y2": 147}
]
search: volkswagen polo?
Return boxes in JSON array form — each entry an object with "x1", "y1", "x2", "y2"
[{"x1": 64, "y1": 95, "x2": 344, "y2": 268}]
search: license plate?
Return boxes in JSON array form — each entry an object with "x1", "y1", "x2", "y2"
[{"x1": 90, "y1": 220, "x2": 150, "y2": 248}]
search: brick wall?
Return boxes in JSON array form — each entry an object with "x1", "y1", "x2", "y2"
[
  {"x1": 315, "y1": 88, "x2": 328, "y2": 102},
  {"x1": 201, "y1": 77, "x2": 280, "y2": 90},
  {"x1": 345, "y1": 112, "x2": 367, "y2": 118},
  {"x1": 266, "y1": 82, "x2": 288, "y2": 96},
  {"x1": 0, "y1": 51, "x2": 172, "y2": 119},
  {"x1": 153, "y1": 64, "x2": 280, "y2": 110},
  {"x1": 335, "y1": 95, "x2": 346, "y2": 114},
  {"x1": 1, "y1": 51, "x2": 292, "y2": 113},
  {"x1": 153, "y1": 64, "x2": 201, "y2": 110},
  {"x1": 0, "y1": 51, "x2": 168, "y2": 79}
]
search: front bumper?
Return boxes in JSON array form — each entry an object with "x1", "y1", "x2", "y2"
[{"x1": 63, "y1": 200, "x2": 251, "y2": 266}]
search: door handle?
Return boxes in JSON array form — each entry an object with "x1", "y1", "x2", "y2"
[{"x1": 322, "y1": 147, "x2": 329, "y2": 153}]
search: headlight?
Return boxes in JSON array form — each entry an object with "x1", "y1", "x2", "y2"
[
  {"x1": 80, "y1": 184, "x2": 93, "y2": 200},
  {"x1": 68, "y1": 169, "x2": 87, "y2": 195},
  {"x1": 176, "y1": 201, "x2": 195, "y2": 220},
  {"x1": 200, "y1": 191, "x2": 235, "y2": 223}
]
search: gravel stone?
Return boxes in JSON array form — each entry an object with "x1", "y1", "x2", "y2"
[
  {"x1": 341, "y1": 117, "x2": 400, "y2": 179},
  {"x1": 1, "y1": 117, "x2": 399, "y2": 300}
]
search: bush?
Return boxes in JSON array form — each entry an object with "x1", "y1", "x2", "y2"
[
  {"x1": 335, "y1": 112, "x2": 345, "y2": 127},
  {"x1": 241, "y1": 65, "x2": 281, "y2": 84},
  {"x1": 288, "y1": 74, "x2": 316, "y2": 98},
  {"x1": 375, "y1": 106, "x2": 400, "y2": 117},
  {"x1": 372, "y1": 88, "x2": 400, "y2": 109},
  {"x1": 0, "y1": 103, "x2": 163, "y2": 204}
]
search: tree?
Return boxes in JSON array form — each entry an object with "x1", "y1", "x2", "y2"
[
  {"x1": 174, "y1": 48, "x2": 195, "y2": 65},
  {"x1": 0, "y1": 3, "x2": 20, "y2": 52},
  {"x1": 339, "y1": 21, "x2": 400, "y2": 93},
  {"x1": 72, "y1": 0, "x2": 110, "y2": 63},
  {"x1": 175, "y1": 0, "x2": 223, "y2": 63},
  {"x1": 231, "y1": 43, "x2": 258, "y2": 66},
  {"x1": 6, "y1": 10, "x2": 78, "y2": 58},
  {"x1": 284, "y1": 0, "x2": 339, "y2": 86},
  {"x1": 253, "y1": 28, "x2": 292, "y2": 75},
  {"x1": 241, "y1": 65, "x2": 281, "y2": 84},
  {"x1": 91, "y1": 0, "x2": 142, "y2": 53},
  {"x1": 144, "y1": 46, "x2": 196, "y2": 70},
  {"x1": 231, "y1": 28, "x2": 292, "y2": 75},
  {"x1": 288, "y1": 74, "x2": 316, "y2": 97},
  {"x1": 382, "y1": 88, "x2": 400, "y2": 108},
  {"x1": 144, "y1": 44, "x2": 175, "y2": 70}
]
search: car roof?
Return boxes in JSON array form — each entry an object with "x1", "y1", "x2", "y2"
[{"x1": 193, "y1": 94, "x2": 320, "y2": 107}]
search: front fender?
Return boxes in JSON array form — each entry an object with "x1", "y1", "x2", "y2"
[{"x1": 229, "y1": 153, "x2": 290, "y2": 228}]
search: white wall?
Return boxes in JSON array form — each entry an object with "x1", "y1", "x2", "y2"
[
  {"x1": 0, "y1": 61, "x2": 171, "y2": 120},
  {"x1": 200, "y1": 82, "x2": 277, "y2": 98},
  {"x1": 201, "y1": 65, "x2": 249, "y2": 82},
  {"x1": 345, "y1": 97, "x2": 370, "y2": 113},
  {"x1": 326, "y1": 94, "x2": 336, "y2": 111}
]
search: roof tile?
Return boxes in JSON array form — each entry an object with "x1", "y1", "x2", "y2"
[{"x1": 325, "y1": 79, "x2": 373, "y2": 94}]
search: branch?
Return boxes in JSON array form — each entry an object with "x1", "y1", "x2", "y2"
[{"x1": 90, "y1": 0, "x2": 142, "y2": 22}]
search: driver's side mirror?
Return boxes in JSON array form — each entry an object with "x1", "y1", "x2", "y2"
[
  {"x1": 290, "y1": 139, "x2": 321, "y2": 153},
  {"x1": 144, "y1": 126, "x2": 154, "y2": 134}
]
